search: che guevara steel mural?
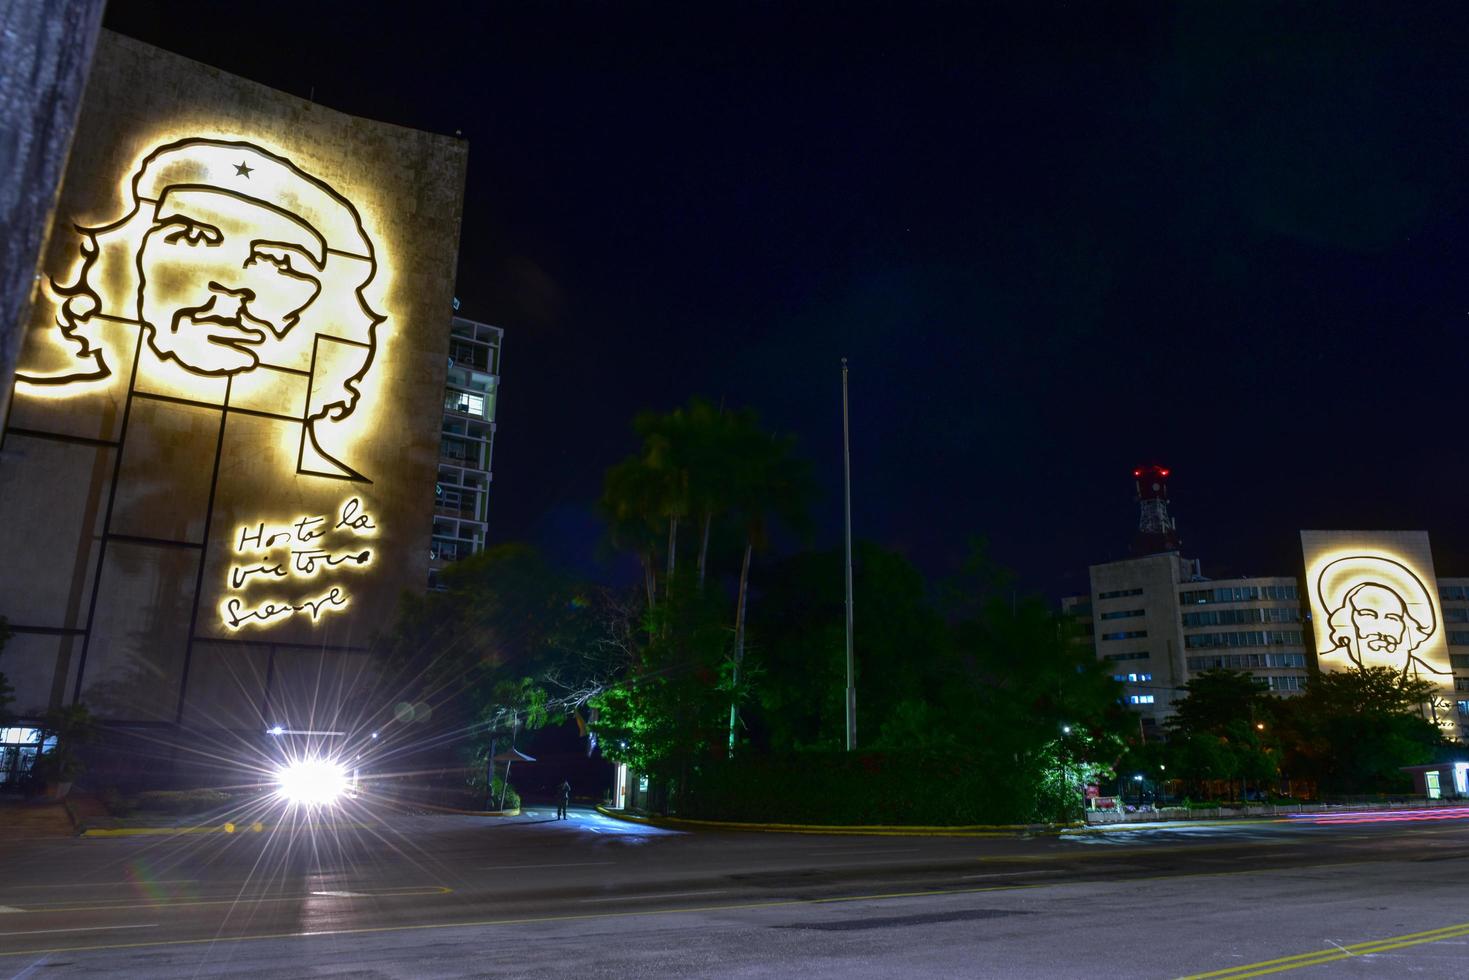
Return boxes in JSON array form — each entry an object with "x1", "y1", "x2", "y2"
[
  {"x1": 19, "y1": 137, "x2": 382, "y2": 482},
  {"x1": 14, "y1": 137, "x2": 392, "y2": 634}
]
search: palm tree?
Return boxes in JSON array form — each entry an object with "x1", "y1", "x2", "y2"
[
  {"x1": 725, "y1": 418, "x2": 813, "y2": 755},
  {"x1": 601, "y1": 455, "x2": 667, "y2": 609}
]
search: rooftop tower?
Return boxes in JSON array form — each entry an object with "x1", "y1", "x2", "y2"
[{"x1": 1132, "y1": 464, "x2": 1179, "y2": 555}]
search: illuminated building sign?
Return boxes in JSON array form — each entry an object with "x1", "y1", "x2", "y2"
[
  {"x1": 17, "y1": 137, "x2": 382, "y2": 481},
  {"x1": 0, "y1": 31, "x2": 465, "y2": 727},
  {"x1": 1301, "y1": 531, "x2": 1457, "y2": 732},
  {"x1": 221, "y1": 498, "x2": 377, "y2": 630}
]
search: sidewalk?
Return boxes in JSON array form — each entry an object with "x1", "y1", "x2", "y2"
[
  {"x1": 596, "y1": 800, "x2": 1469, "y2": 838},
  {"x1": 0, "y1": 799, "x2": 75, "y2": 838}
]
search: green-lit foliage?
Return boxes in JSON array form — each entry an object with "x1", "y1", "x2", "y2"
[
  {"x1": 590, "y1": 572, "x2": 733, "y2": 799},
  {"x1": 1273, "y1": 666, "x2": 1445, "y2": 794}
]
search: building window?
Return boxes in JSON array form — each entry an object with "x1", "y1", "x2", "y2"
[
  {"x1": 1457, "y1": 700, "x2": 1469, "y2": 719},
  {"x1": 1112, "y1": 672, "x2": 1153, "y2": 683},
  {"x1": 1099, "y1": 609, "x2": 1145, "y2": 621},
  {"x1": 1457, "y1": 678, "x2": 1469, "y2": 693},
  {"x1": 1127, "y1": 695, "x2": 1156, "y2": 705},
  {"x1": 1442, "y1": 586, "x2": 1469, "y2": 602},
  {"x1": 1268, "y1": 675, "x2": 1306, "y2": 692},
  {"x1": 1182, "y1": 608, "x2": 1300, "y2": 628},
  {"x1": 1451, "y1": 654, "x2": 1469, "y2": 669},
  {"x1": 1179, "y1": 585, "x2": 1297, "y2": 605},
  {"x1": 1184, "y1": 630, "x2": 1302, "y2": 650},
  {"x1": 1104, "y1": 651, "x2": 1150, "y2": 662},
  {"x1": 1444, "y1": 607, "x2": 1469, "y2": 624},
  {"x1": 1449, "y1": 632, "x2": 1469, "y2": 647},
  {"x1": 1187, "y1": 653, "x2": 1306, "y2": 671},
  {"x1": 1098, "y1": 588, "x2": 1144, "y2": 600},
  {"x1": 1101, "y1": 630, "x2": 1148, "y2": 641}
]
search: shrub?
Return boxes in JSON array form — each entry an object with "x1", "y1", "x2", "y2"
[
  {"x1": 682, "y1": 750, "x2": 1068, "y2": 825},
  {"x1": 130, "y1": 789, "x2": 234, "y2": 813}
]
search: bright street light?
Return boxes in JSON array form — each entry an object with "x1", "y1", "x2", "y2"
[{"x1": 275, "y1": 757, "x2": 350, "y2": 807}]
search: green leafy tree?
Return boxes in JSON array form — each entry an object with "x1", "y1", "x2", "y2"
[
  {"x1": 1162, "y1": 670, "x2": 1280, "y2": 800},
  {"x1": 599, "y1": 400, "x2": 813, "y2": 758},
  {"x1": 1274, "y1": 667, "x2": 1444, "y2": 794},
  {"x1": 372, "y1": 544, "x2": 604, "y2": 769},
  {"x1": 950, "y1": 597, "x2": 1133, "y2": 819},
  {"x1": 590, "y1": 573, "x2": 733, "y2": 809},
  {"x1": 751, "y1": 542, "x2": 951, "y2": 752}
]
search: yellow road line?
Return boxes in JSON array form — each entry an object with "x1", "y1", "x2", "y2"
[
  {"x1": 1180, "y1": 921, "x2": 1469, "y2": 979},
  {"x1": 9, "y1": 885, "x2": 450, "y2": 914}
]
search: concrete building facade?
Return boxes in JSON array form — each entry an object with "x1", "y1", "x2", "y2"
[
  {"x1": 1069, "y1": 540, "x2": 1469, "y2": 741},
  {"x1": 0, "y1": 32, "x2": 467, "y2": 782},
  {"x1": 430, "y1": 315, "x2": 502, "y2": 589},
  {"x1": 1067, "y1": 555, "x2": 1308, "y2": 732}
]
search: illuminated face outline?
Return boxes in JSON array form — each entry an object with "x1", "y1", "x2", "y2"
[
  {"x1": 1344, "y1": 583, "x2": 1410, "y2": 656},
  {"x1": 14, "y1": 136, "x2": 386, "y2": 481},
  {"x1": 138, "y1": 188, "x2": 325, "y2": 375},
  {"x1": 1320, "y1": 556, "x2": 1445, "y2": 675}
]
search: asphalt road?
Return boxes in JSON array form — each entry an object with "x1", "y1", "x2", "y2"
[{"x1": 2, "y1": 804, "x2": 1468, "y2": 978}]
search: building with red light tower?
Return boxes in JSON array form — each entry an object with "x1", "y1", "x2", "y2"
[{"x1": 1065, "y1": 466, "x2": 1469, "y2": 739}]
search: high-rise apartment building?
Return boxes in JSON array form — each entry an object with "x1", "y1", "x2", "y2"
[{"x1": 430, "y1": 315, "x2": 503, "y2": 589}]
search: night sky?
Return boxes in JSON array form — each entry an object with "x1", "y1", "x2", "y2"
[{"x1": 104, "y1": 1, "x2": 1469, "y2": 596}]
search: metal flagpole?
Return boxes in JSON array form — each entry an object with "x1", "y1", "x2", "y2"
[{"x1": 842, "y1": 358, "x2": 856, "y2": 750}]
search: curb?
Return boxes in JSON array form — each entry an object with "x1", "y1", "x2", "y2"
[
  {"x1": 594, "y1": 806, "x2": 1074, "y2": 837},
  {"x1": 399, "y1": 801, "x2": 522, "y2": 817},
  {"x1": 82, "y1": 820, "x2": 269, "y2": 838}
]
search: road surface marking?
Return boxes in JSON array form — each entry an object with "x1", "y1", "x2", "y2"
[
  {"x1": 310, "y1": 891, "x2": 369, "y2": 897},
  {"x1": 0, "y1": 858, "x2": 1428, "y2": 960},
  {"x1": 0, "y1": 924, "x2": 158, "y2": 937},
  {"x1": 1178, "y1": 920, "x2": 1469, "y2": 979},
  {"x1": 481, "y1": 862, "x2": 615, "y2": 870},
  {"x1": 579, "y1": 889, "x2": 730, "y2": 903},
  {"x1": 0, "y1": 907, "x2": 24, "y2": 914},
  {"x1": 14, "y1": 885, "x2": 451, "y2": 914}
]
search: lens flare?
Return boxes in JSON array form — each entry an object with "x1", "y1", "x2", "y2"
[{"x1": 275, "y1": 757, "x2": 350, "y2": 806}]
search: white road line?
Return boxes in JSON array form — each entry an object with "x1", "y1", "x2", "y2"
[
  {"x1": 0, "y1": 924, "x2": 158, "y2": 937},
  {"x1": 310, "y1": 891, "x2": 369, "y2": 897},
  {"x1": 578, "y1": 889, "x2": 730, "y2": 904},
  {"x1": 481, "y1": 862, "x2": 615, "y2": 870},
  {"x1": 0, "y1": 906, "x2": 25, "y2": 914}
]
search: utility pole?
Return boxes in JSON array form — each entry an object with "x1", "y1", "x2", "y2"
[{"x1": 842, "y1": 358, "x2": 857, "y2": 750}]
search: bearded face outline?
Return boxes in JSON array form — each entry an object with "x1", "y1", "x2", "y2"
[
  {"x1": 16, "y1": 136, "x2": 384, "y2": 480},
  {"x1": 1319, "y1": 557, "x2": 1445, "y2": 675}
]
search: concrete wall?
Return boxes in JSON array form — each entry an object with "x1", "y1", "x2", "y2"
[
  {"x1": 0, "y1": 32, "x2": 467, "y2": 771},
  {"x1": 0, "y1": 0, "x2": 106, "y2": 432}
]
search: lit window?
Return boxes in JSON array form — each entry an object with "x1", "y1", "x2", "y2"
[{"x1": 1127, "y1": 694, "x2": 1156, "y2": 705}]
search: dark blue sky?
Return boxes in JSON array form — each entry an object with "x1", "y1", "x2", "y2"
[{"x1": 107, "y1": 1, "x2": 1469, "y2": 595}]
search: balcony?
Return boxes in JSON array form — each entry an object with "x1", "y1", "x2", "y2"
[
  {"x1": 434, "y1": 497, "x2": 482, "y2": 521},
  {"x1": 430, "y1": 537, "x2": 480, "y2": 563}
]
